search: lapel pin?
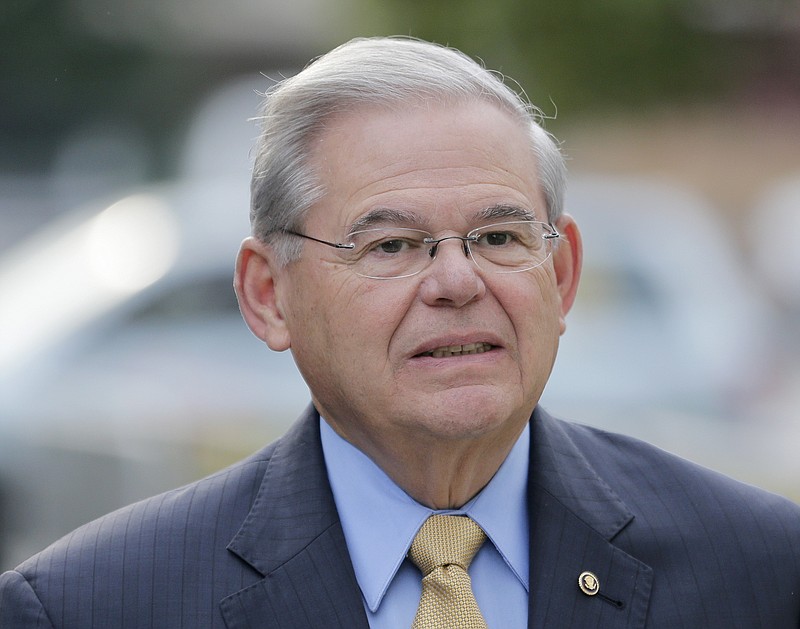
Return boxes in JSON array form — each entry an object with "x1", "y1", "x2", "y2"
[{"x1": 578, "y1": 571, "x2": 600, "y2": 596}]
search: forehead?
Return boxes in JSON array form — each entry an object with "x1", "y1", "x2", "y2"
[{"x1": 306, "y1": 100, "x2": 545, "y2": 230}]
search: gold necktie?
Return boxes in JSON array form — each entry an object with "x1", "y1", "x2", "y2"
[{"x1": 408, "y1": 515, "x2": 489, "y2": 629}]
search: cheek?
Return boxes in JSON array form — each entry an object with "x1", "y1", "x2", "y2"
[
  {"x1": 346, "y1": 285, "x2": 415, "y2": 356},
  {"x1": 311, "y1": 277, "x2": 411, "y2": 361},
  {"x1": 507, "y1": 273, "x2": 562, "y2": 356}
]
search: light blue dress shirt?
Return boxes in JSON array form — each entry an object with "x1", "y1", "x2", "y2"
[{"x1": 320, "y1": 418, "x2": 530, "y2": 628}]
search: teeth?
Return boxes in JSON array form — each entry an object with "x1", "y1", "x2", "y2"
[{"x1": 425, "y1": 342, "x2": 492, "y2": 358}]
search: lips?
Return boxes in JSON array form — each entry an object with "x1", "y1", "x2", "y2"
[{"x1": 418, "y1": 342, "x2": 494, "y2": 358}]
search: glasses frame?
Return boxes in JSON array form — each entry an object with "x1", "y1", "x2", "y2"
[{"x1": 282, "y1": 220, "x2": 561, "y2": 280}]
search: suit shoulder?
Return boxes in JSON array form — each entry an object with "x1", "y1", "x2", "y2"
[
  {"x1": 3, "y1": 443, "x2": 281, "y2": 627},
  {"x1": 3, "y1": 411, "x2": 327, "y2": 627},
  {"x1": 15, "y1": 441, "x2": 276, "y2": 574},
  {"x1": 559, "y1": 417, "x2": 800, "y2": 533}
]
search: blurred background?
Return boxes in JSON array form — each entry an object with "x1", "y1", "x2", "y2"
[{"x1": 1, "y1": 0, "x2": 799, "y2": 570}]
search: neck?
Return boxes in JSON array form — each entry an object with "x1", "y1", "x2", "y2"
[{"x1": 330, "y1": 419, "x2": 526, "y2": 509}]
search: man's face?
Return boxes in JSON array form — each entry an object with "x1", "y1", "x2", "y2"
[{"x1": 263, "y1": 100, "x2": 579, "y2": 456}]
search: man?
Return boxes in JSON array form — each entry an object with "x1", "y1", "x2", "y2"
[{"x1": 1, "y1": 36, "x2": 798, "y2": 628}]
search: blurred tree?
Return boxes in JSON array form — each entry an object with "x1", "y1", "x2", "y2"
[
  {"x1": 356, "y1": 0, "x2": 739, "y2": 122},
  {"x1": 2, "y1": 0, "x2": 796, "y2": 176},
  {"x1": 0, "y1": 0, "x2": 242, "y2": 175},
  {"x1": 1, "y1": 0, "x2": 147, "y2": 170}
]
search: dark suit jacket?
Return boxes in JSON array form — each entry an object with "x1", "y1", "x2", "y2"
[{"x1": 1, "y1": 406, "x2": 799, "y2": 628}]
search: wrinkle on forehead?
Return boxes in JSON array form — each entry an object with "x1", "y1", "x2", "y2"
[{"x1": 308, "y1": 101, "x2": 546, "y2": 232}]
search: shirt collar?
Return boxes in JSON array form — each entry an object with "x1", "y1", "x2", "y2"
[{"x1": 320, "y1": 418, "x2": 530, "y2": 612}]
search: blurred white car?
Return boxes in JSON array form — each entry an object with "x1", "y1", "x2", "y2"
[
  {"x1": 750, "y1": 175, "x2": 800, "y2": 312},
  {"x1": 542, "y1": 175, "x2": 797, "y2": 493},
  {"x1": 546, "y1": 174, "x2": 774, "y2": 414},
  {"x1": 0, "y1": 177, "x2": 309, "y2": 568}
]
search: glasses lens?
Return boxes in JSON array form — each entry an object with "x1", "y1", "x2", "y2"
[
  {"x1": 468, "y1": 221, "x2": 555, "y2": 273},
  {"x1": 347, "y1": 228, "x2": 432, "y2": 279},
  {"x1": 342, "y1": 222, "x2": 557, "y2": 279}
]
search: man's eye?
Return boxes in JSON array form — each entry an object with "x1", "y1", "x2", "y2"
[
  {"x1": 482, "y1": 231, "x2": 514, "y2": 246},
  {"x1": 375, "y1": 239, "x2": 409, "y2": 254}
]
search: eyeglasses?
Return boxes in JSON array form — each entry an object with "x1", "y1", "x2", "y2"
[{"x1": 283, "y1": 220, "x2": 560, "y2": 280}]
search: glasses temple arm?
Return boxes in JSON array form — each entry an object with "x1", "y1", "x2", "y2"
[{"x1": 283, "y1": 230, "x2": 356, "y2": 250}]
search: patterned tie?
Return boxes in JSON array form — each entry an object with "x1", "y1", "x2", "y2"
[{"x1": 408, "y1": 514, "x2": 489, "y2": 628}]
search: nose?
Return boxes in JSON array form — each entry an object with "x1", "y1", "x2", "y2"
[
  {"x1": 426, "y1": 235, "x2": 472, "y2": 258},
  {"x1": 418, "y1": 237, "x2": 486, "y2": 307}
]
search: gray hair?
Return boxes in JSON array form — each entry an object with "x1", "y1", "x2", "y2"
[{"x1": 250, "y1": 36, "x2": 567, "y2": 265}]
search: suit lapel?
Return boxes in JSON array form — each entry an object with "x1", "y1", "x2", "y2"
[
  {"x1": 218, "y1": 404, "x2": 654, "y2": 628},
  {"x1": 220, "y1": 407, "x2": 369, "y2": 629},
  {"x1": 528, "y1": 408, "x2": 653, "y2": 628}
]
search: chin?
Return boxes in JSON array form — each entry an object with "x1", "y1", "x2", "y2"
[{"x1": 414, "y1": 389, "x2": 526, "y2": 439}]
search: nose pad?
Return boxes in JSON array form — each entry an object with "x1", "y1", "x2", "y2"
[
  {"x1": 427, "y1": 235, "x2": 474, "y2": 263},
  {"x1": 419, "y1": 237, "x2": 485, "y2": 307}
]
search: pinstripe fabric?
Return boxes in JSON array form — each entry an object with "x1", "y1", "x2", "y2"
[
  {"x1": 527, "y1": 408, "x2": 800, "y2": 628},
  {"x1": 1, "y1": 405, "x2": 799, "y2": 628},
  {"x1": 0, "y1": 408, "x2": 367, "y2": 629}
]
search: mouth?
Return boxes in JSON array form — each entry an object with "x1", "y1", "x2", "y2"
[{"x1": 417, "y1": 342, "x2": 494, "y2": 358}]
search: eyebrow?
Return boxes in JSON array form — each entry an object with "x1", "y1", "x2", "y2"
[
  {"x1": 475, "y1": 204, "x2": 537, "y2": 223},
  {"x1": 347, "y1": 207, "x2": 425, "y2": 234},
  {"x1": 346, "y1": 203, "x2": 538, "y2": 234}
]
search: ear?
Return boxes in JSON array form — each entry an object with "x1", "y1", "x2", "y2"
[
  {"x1": 551, "y1": 213, "x2": 583, "y2": 335},
  {"x1": 234, "y1": 237, "x2": 292, "y2": 351}
]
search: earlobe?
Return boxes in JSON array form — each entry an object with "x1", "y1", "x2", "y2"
[
  {"x1": 234, "y1": 237, "x2": 292, "y2": 351},
  {"x1": 552, "y1": 214, "x2": 583, "y2": 335}
]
